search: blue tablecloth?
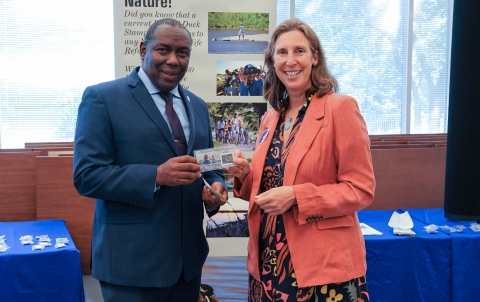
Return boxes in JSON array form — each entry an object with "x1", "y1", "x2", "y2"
[
  {"x1": 399, "y1": 208, "x2": 480, "y2": 302},
  {"x1": 358, "y1": 209, "x2": 452, "y2": 302},
  {"x1": 202, "y1": 209, "x2": 480, "y2": 302},
  {"x1": 0, "y1": 220, "x2": 85, "y2": 302}
]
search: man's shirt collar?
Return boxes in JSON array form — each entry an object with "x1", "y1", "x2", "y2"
[{"x1": 138, "y1": 67, "x2": 180, "y2": 99}]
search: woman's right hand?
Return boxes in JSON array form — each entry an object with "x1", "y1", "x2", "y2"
[{"x1": 226, "y1": 149, "x2": 250, "y2": 184}]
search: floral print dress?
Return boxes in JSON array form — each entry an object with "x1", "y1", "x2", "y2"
[{"x1": 248, "y1": 98, "x2": 370, "y2": 302}]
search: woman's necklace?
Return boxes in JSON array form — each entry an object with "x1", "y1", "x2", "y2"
[
  {"x1": 285, "y1": 117, "x2": 293, "y2": 130},
  {"x1": 284, "y1": 94, "x2": 313, "y2": 130}
]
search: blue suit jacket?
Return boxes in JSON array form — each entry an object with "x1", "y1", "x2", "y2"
[{"x1": 73, "y1": 67, "x2": 224, "y2": 287}]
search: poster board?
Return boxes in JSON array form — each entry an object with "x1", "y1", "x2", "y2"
[
  {"x1": 113, "y1": 0, "x2": 277, "y2": 101},
  {"x1": 113, "y1": 0, "x2": 277, "y2": 251}
]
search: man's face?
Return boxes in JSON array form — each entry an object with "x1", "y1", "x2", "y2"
[{"x1": 140, "y1": 24, "x2": 191, "y2": 91}]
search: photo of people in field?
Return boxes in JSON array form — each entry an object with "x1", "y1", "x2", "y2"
[
  {"x1": 207, "y1": 102, "x2": 267, "y2": 149},
  {"x1": 216, "y1": 60, "x2": 265, "y2": 96}
]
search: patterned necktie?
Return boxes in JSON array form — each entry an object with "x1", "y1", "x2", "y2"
[{"x1": 159, "y1": 91, "x2": 187, "y2": 155}]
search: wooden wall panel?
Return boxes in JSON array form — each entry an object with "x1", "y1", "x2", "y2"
[
  {"x1": 368, "y1": 147, "x2": 447, "y2": 210},
  {"x1": 32, "y1": 146, "x2": 74, "y2": 156},
  {"x1": 25, "y1": 142, "x2": 74, "y2": 148},
  {"x1": 35, "y1": 156, "x2": 95, "y2": 274},
  {"x1": 0, "y1": 151, "x2": 41, "y2": 221}
]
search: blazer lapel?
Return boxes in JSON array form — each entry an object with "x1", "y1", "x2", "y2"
[
  {"x1": 251, "y1": 110, "x2": 281, "y2": 190},
  {"x1": 283, "y1": 93, "x2": 328, "y2": 185},
  {"x1": 246, "y1": 110, "x2": 280, "y2": 219},
  {"x1": 128, "y1": 69, "x2": 179, "y2": 154}
]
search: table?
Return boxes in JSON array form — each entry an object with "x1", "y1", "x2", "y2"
[
  {"x1": 399, "y1": 208, "x2": 480, "y2": 302},
  {"x1": 203, "y1": 208, "x2": 480, "y2": 302},
  {"x1": 0, "y1": 220, "x2": 85, "y2": 302},
  {"x1": 359, "y1": 209, "x2": 453, "y2": 302}
]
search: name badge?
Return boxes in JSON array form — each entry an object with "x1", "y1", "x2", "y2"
[{"x1": 259, "y1": 129, "x2": 269, "y2": 144}]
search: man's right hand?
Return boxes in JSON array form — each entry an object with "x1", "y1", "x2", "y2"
[{"x1": 156, "y1": 155, "x2": 202, "y2": 186}]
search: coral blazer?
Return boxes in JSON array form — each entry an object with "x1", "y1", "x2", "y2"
[{"x1": 235, "y1": 92, "x2": 376, "y2": 287}]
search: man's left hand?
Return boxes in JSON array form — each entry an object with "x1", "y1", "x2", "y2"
[{"x1": 202, "y1": 182, "x2": 228, "y2": 208}]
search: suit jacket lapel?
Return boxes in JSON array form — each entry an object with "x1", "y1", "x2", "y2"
[
  {"x1": 127, "y1": 68, "x2": 179, "y2": 155},
  {"x1": 283, "y1": 93, "x2": 328, "y2": 185},
  {"x1": 178, "y1": 86, "x2": 195, "y2": 156}
]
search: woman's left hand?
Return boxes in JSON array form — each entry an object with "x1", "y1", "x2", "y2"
[{"x1": 254, "y1": 186, "x2": 297, "y2": 215}]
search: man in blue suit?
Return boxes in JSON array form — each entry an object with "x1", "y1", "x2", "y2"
[{"x1": 73, "y1": 18, "x2": 228, "y2": 302}]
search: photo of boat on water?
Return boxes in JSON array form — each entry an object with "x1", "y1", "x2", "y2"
[{"x1": 208, "y1": 12, "x2": 269, "y2": 54}]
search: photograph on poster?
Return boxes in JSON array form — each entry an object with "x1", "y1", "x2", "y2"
[
  {"x1": 208, "y1": 12, "x2": 269, "y2": 54},
  {"x1": 206, "y1": 205, "x2": 249, "y2": 237},
  {"x1": 207, "y1": 101, "x2": 267, "y2": 149},
  {"x1": 216, "y1": 60, "x2": 266, "y2": 96},
  {"x1": 205, "y1": 170, "x2": 249, "y2": 238},
  {"x1": 205, "y1": 101, "x2": 266, "y2": 237}
]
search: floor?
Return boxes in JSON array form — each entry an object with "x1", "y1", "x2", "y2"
[
  {"x1": 83, "y1": 275, "x2": 103, "y2": 302},
  {"x1": 83, "y1": 256, "x2": 248, "y2": 302}
]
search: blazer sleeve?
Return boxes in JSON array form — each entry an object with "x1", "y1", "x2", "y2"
[
  {"x1": 73, "y1": 84, "x2": 158, "y2": 209},
  {"x1": 233, "y1": 173, "x2": 253, "y2": 201},
  {"x1": 292, "y1": 96, "x2": 376, "y2": 224}
]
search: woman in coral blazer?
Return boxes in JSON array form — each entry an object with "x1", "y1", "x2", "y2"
[{"x1": 227, "y1": 18, "x2": 375, "y2": 302}]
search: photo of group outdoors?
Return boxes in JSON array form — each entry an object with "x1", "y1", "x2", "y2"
[
  {"x1": 205, "y1": 102, "x2": 267, "y2": 237},
  {"x1": 208, "y1": 12, "x2": 269, "y2": 54},
  {"x1": 208, "y1": 102, "x2": 267, "y2": 150},
  {"x1": 216, "y1": 60, "x2": 266, "y2": 96}
]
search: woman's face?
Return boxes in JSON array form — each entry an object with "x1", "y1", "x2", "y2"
[{"x1": 272, "y1": 30, "x2": 318, "y2": 96}]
